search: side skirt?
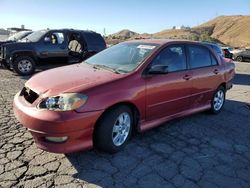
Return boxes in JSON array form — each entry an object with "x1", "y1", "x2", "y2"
[{"x1": 138, "y1": 104, "x2": 211, "y2": 132}]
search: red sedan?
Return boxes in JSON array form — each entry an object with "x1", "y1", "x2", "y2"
[{"x1": 13, "y1": 40, "x2": 235, "y2": 153}]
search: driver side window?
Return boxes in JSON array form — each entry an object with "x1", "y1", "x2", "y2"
[
  {"x1": 151, "y1": 45, "x2": 187, "y2": 72},
  {"x1": 44, "y1": 32, "x2": 64, "y2": 44}
]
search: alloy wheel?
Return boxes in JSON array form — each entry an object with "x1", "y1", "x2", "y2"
[
  {"x1": 112, "y1": 112, "x2": 131, "y2": 146},
  {"x1": 213, "y1": 90, "x2": 224, "y2": 111}
]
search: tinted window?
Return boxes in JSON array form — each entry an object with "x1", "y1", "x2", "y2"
[
  {"x1": 151, "y1": 45, "x2": 187, "y2": 72},
  {"x1": 188, "y1": 45, "x2": 212, "y2": 68}
]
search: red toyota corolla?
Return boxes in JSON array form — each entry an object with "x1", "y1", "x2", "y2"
[{"x1": 13, "y1": 40, "x2": 235, "y2": 153}]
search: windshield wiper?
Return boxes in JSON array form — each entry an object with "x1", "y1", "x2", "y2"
[{"x1": 92, "y1": 64, "x2": 121, "y2": 74}]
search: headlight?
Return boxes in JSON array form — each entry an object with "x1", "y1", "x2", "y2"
[{"x1": 38, "y1": 93, "x2": 88, "y2": 111}]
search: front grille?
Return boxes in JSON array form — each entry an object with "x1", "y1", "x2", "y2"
[
  {"x1": 20, "y1": 87, "x2": 39, "y2": 104},
  {"x1": 0, "y1": 47, "x2": 3, "y2": 59},
  {"x1": 0, "y1": 47, "x2": 5, "y2": 59}
]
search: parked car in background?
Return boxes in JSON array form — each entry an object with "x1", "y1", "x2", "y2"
[
  {"x1": 0, "y1": 31, "x2": 32, "y2": 44},
  {"x1": 229, "y1": 48, "x2": 245, "y2": 55},
  {"x1": 0, "y1": 31, "x2": 33, "y2": 66},
  {"x1": 14, "y1": 39, "x2": 235, "y2": 153},
  {"x1": 233, "y1": 49, "x2": 250, "y2": 62},
  {"x1": 221, "y1": 48, "x2": 233, "y2": 59},
  {"x1": 202, "y1": 42, "x2": 224, "y2": 57},
  {"x1": 0, "y1": 29, "x2": 106, "y2": 75}
]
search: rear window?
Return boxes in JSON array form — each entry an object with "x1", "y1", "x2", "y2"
[{"x1": 188, "y1": 45, "x2": 212, "y2": 68}]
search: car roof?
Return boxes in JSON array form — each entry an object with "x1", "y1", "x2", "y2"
[
  {"x1": 44, "y1": 29, "x2": 98, "y2": 34},
  {"x1": 201, "y1": 41, "x2": 221, "y2": 47},
  {"x1": 124, "y1": 39, "x2": 209, "y2": 46}
]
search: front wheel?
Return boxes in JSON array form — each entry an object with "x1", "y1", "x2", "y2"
[
  {"x1": 13, "y1": 56, "x2": 35, "y2": 76},
  {"x1": 94, "y1": 105, "x2": 133, "y2": 153},
  {"x1": 210, "y1": 86, "x2": 225, "y2": 114}
]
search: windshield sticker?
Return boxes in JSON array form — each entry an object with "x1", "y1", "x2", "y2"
[{"x1": 137, "y1": 45, "x2": 156, "y2": 50}]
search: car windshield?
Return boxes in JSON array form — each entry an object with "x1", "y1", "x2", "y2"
[
  {"x1": 22, "y1": 30, "x2": 47, "y2": 42},
  {"x1": 84, "y1": 43, "x2": 158, "y2": 73},
  {"x1": 7, "y1": 31, "x2": 31, "y2": 41}
]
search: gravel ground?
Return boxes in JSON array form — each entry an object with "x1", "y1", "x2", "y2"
[{"x1": 0, "y1": 62, "x2": 249, "y2": 188}]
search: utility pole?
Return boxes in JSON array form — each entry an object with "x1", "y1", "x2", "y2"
[{"x1": 103, "y1": 28, "x2": 106, "y2": 37}]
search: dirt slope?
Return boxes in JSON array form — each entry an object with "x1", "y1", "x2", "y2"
[
  {"x1": 107, "y1": 16, "x2": 250, "y2": 47},
  {"x1": 194, "y1": 15, "x2": 250, "y2": 47}
]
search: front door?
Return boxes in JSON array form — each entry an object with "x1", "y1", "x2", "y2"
[
  {"x1": 38, "y1": 31, "x2": 68, "y2": 63},
  {"x1": 145, "y1": 45, "x2": 192, "y2": 121}
]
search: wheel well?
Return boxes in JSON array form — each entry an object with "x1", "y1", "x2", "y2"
[
  {"x1": 13, "y1": 52, "x2": 35, "y2": 62},
  {"x1": 219, "y1": 82, "x2": 226, "y2": 90},
  {"x1": 94, "y1": 102, "x2": 140, "y2": 135}
]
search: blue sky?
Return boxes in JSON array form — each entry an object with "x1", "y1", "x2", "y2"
[{"x1": 0, "y1": 0, "x2": 249, "y2": 35}]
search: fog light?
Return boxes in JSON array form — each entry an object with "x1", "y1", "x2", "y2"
[{"x1": 45, "y1": 136, "x2": 68, "y2": 143}]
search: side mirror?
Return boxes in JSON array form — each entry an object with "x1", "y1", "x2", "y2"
[
  {"x1": 44, "y1": 36, "x2": 51, "y2": 43},
  {"x1": 148, "y1": 65, "x2": 168, "y2": 74}
]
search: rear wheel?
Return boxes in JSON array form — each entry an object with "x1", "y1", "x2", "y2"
[
  {"x1": 236, "y1": 56, "x2": 243, "y2": 62},
  {"x1": 94, "y1": 105, "x2": 133, "y2": 153},
  {"x1": 210, "y1": 86, "x2": 225, "y2": 114},
  {"x1": 13, "y1": 56, "x2": 35, "y2": 76}
]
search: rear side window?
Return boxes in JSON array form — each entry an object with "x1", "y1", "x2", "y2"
[
  {"x1": 188, "y1": 45, "x2": 212, "y2": 68},
  {"x1": 151, "y1": 45, "x2": 187, "y2": 72},
  {"x1": 82, "y1": 32, "x2": 106, "y2": 52},
  {"x1": 211, "y1": 54, "x2": 218, "y2": 65}
]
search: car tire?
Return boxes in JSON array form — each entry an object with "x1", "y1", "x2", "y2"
[
  {"x1": 13, "y1": 56, "x2": 35, "y2": 76},
  {"x1": 236, "y1": 56, "x2": 243, "y2": 62},
  {"x1": 210, "y1": 86, "x2": 226, "y2": 114},
  {"x1": 94, "y1": 105, "x2": 134, "y2": 153}
]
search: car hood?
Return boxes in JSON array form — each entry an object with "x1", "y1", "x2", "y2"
[
  {"x1": 25, "y1": 63, "x2": 125, "y2": 97},
  {"x1": 3, "y1": 41, "x2": 34, "y2": 50},
  {"x1": 0, "y1": 40, "x2": 13, "y2": 45}
]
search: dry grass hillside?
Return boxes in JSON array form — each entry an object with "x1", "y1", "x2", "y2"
[
  {"x1": 153, "y1": 29, "x2": 199, "y2": 40},
  {"x1": 110, "y1": 29, "x2": 138, "y2": 39},
  {"x1": 194, "y1": 15, "x2": 250, "y2": 48},
  {"x1": 106, "y1": 16, "x2": 250, "y2": 47}
]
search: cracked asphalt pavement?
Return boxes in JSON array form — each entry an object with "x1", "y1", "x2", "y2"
[{"x1": 0, "y1": 62, "x2": 250, "y2": 188}]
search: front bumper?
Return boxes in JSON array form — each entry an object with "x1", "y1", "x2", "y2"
[
  {"x1": 13, "y1": 93, "x2": 104, "y2": 153},
  {"x1": 0, "y1": 57, "x2": 11, "y2": 69}
]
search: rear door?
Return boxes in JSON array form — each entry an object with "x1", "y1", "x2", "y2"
[
  {"x1": 145, "y1": 44, "x2": 192, "y2": 121},
  {"x1": 187, "y1": 44, "x2": 223, "y2": 109}
]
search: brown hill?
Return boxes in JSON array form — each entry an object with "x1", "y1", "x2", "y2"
[
  {"x1": 153, "y1": 16, "x2": 250, "y2": 47},
  {"x1": 107, "y1": 16, "x2": 250, "y2": 47},
  {"x1": 110, "y1": 29, "x2": 138, "y2": 39},
  {"x1": 194, "y1": 15, "x2": 250, "y2": 48},
  {"x1": 153, "y1": 28, "x2": 199, "y2": 40}
]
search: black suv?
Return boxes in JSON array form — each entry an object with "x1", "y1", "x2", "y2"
[{"x1": 0, "y1": 29, "x2": 106, "y2": 75}]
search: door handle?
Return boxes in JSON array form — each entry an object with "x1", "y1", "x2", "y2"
[
  {"x1": 183, "y1": 74, "x2": 192, "y2": 80},
  {"x1": 41, "y1": 51, "x2": 48, "y2": 56},
  {"x1": 213, "y1": 69, "x2": 219, "y2": 74}
]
